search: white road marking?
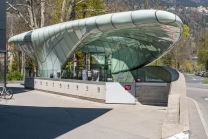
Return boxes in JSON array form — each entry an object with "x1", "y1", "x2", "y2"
[
  {"x1": 191, "y1": 79, "x2": 205, "y2": 80},
  {"x1": 191, "y1": 76, "x2": 196, "y2": 79},
  {"x1": 188, "y1": 97, "x2": 208, "y2": 138},
  {"x1": 205, "y1": 98, "x2": 208, "y2": 101}
]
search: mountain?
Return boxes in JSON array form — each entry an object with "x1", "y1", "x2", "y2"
[
  {"x1": 161, "y1": 0, "x2": 208, "y2": 7},
  {"x1": 133, "y1": 0, "x2": 208, "y2": 7},
  {"x1": 163, "y1": 0, "x2": 203, "y2": 3}
]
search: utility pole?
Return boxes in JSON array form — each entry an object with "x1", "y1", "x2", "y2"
[
  {"x1": 204, "y1": 11, "x2": 207, "y2": 71},
  {"x1": 22, "y1": 53, "x2": 25, "y2": 84},
  {"x1": 73, "y1": 54, "x2": 76, "y2": 77},
  {"x1": 21, "y1": 53, "x2": 25, "y2": 75},
  {"x1": 0, "y1": 1, "x2": 7, "y2": 87}
]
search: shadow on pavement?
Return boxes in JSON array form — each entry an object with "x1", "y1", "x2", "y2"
[
  {"x1": 0, "y1": 86, "x2": 32, "y2": 95},
  {"x1": 0, "y1": 104, "x2": 111, "y2": 139}
]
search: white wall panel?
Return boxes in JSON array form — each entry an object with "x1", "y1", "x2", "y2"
[{"x1": 106, "y1": 82, "x2": 136, "y2": 104}]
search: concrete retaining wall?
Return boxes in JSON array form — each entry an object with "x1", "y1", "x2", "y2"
[
  {"x1": 25, "y1": 78, "x2": 171, "y2": 105},
  {"x1": 25, "y1": 77, "x2": 106, "y2": 103},
  {"x1": 136, "y1": 83, "x2": 170, "y2": 105},
  {"x1": 162, "y1": 72, "x2": 189, "y2": 139}
]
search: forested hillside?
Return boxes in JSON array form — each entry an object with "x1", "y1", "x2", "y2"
[
  {"x1": 161, "y1": 0, "x2": 208, "y2": 7},
  {"x1": 133, "y1": 0, "x2": 208, "y2": 7},
  {"x1": 171, "y1": 8, "x2": 207, "y2": 39}
]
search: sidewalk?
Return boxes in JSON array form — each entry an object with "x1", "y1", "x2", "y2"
[
  {"x1": 0, "y1": 84, "x2": 167, "y2": 139},
  {"x1": 188, "y1": 98, "x2": 207, "y2": 139}
]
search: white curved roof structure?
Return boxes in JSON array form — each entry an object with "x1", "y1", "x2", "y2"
[{"x1": 8, "y1": 10, "x2": 183, "y2": 78}]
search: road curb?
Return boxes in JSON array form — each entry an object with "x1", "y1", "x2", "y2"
[
  {"x1": 7, "y1": 81, "x2": 24, "y2": 84},
  {"x1": 188, "y1": 97, "x2": 208, "y2": 138},
  {"x1": 162, "y1": 72, "x2": 189, "y2": 139}
]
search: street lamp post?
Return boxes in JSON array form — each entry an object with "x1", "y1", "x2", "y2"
[{"x1": 0, "y1": 1, "x2": 7, "y2": 87}]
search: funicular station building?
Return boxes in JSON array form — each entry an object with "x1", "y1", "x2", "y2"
[{"x1": 8, "y1": 10, "x2": 183, "y2": 104}]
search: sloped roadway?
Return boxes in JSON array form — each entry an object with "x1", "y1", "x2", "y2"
[{"x1": 185, "y1": 74, "x2": 208, "y2": 139}]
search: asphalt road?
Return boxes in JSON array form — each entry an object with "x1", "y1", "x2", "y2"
[
  {"x1": 185, "y1": 74, "x2": 208, "y2": 138},
  {"x1": 185, "y1": 74, "x2": 208, "y2": 89}
]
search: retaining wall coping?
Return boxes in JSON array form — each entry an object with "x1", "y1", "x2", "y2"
[
  {"x1": 136, "y1": 82, "x2": 167, "y2": 86},
  {"x1": 26, "y1": 77, "x2": 106, "y2": 85}
]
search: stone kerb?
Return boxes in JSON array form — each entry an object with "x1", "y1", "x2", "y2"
[{"x1": 162, "y1": 72, "x2": 189, "y2": 139}]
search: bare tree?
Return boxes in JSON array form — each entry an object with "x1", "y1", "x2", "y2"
[
  {"x1": 6, "y1": 0, "x2": 48, "y2": 74},
  {"x1": 142, "y1": 0, "x2": 149, "y2": 9},
  {"x1": 7, "y1": 0, "x2": 46, "y2": 30},
  {"x1": 106, "y1": 0, "x2": 131, "y2": 13},
  {"x1": 154, "y1": 0, "x2": 162, "y2": 9},
  {"x1": 60, "y1": 0, "x2": 67, "y2": 22},
  {"x1": 7, "y1": 1, "x2": 34, "y2": 29},
  {"x1": 67, "y1": 0, "x2": 76, "y2": 21},
  {"x1": 141, "y1": 0, "x2": 163, "y2": 9},
  {"x1": 60, "y1": 0, "x2": 108, "y2": 21}
]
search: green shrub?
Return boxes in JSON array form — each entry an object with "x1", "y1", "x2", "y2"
[
  {"x1": 6, "y1": 73, "x2": 12, "y2": 81},
  {"x1": 6, "y1": 71, "x2": 23, "y2": 81},
  {"x1": 203, "y1": 80, "x2": 208, "y2": 84}
]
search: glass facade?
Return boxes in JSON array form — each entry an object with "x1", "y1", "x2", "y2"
[
  {"x1": 111, "y1": 66, "x2": 174, "y2": 83},
  {"x1": 9, "y1": 10, "x2": 183, "y2": 82}
]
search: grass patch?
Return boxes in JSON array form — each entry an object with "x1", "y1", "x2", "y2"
[{"x1": 202, "y1": 80, "x2": 208, "y2": 84}]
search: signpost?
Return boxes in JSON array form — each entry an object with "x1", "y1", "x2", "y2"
[
  {"x1": 0, "y1": 1, "x2": 6, "y2": 87},
  {"x1": 73, "y1": 54, "x2": 77, "y2": 77}
]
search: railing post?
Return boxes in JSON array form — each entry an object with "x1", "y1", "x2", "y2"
[{"x1": 4, "y1": 52, "x2": 6, "y2": 87}]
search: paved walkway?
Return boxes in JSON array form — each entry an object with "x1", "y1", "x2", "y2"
[{"x1": 0, "y1": 84, "x2": 167, "y2": 139}]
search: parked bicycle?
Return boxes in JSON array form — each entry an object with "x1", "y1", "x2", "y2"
[{"x1": 0, "y1": 83, "x2": 13, "y2": 99}]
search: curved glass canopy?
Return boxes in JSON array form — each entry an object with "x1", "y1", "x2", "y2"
[{"x1": 8, "y1": 10, "x2": 183, "y2": 78}]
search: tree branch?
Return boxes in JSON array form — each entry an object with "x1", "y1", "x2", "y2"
[
  {"x1": 67, "y1": 0, "x2": 76, "y2": 21},
  {"x1": 26, "y1": 0, "x2": 37, "y2": 29},
  {"x1": 60, "y1": 0, "x2": 67, "y2": 22},
  {"x1": 6, "y1": 1, "x2": 33, "y2": 30},
  {"x1": 75, "y1": 0, "x2": 86, "y2": 7},
  {"x1": 6, "y1": 4, "x2": 31, "y2": 11},
  {"x1": 40, "y1": 0, "x2": 45, "y2": 27},
  {"x1": 34, "y1": 0, "x2": 46, "y2": 5}
]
